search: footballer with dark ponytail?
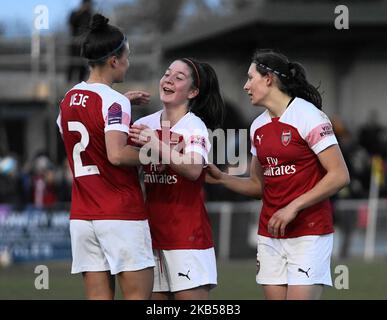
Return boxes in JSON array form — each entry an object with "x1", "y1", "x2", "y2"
[
  {"x1": 57, "y1": 13, "x2": 155, "y2": 300},
  {"x1": 129, "y1": 57, "x2": 226, "y2": 300},
  {"x1": 205, "y1": 48, "x2": 350, "y2": 300}
]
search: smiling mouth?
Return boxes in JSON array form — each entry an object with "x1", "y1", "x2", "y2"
[{"x1": 163, "y1": 87, "x2": 175, "y2": 94}]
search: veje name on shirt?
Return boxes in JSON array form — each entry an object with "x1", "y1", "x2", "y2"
[{"x1": 70, "y1": 93, "x2": 89, "y2": 108}]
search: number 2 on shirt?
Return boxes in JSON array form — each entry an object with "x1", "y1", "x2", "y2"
[{"x1": 68, "y1": 121, "x2": 100, "y2": 178}]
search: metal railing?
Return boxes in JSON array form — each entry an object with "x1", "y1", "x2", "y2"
[
  {"x1": 205, "y1": 199, "x2": 387, "y2": 261},
  {"x1": 1, "y1": 198, "x2": 387, "y2": 263}
]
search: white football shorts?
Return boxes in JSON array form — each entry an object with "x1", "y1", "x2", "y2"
[
  {"x1": 256, "y1": 234, "x2": 333, "y2": 286},
  {"x1": 153, "y1": 248, "x2": 217, "y2": 292},
  {"x1": 70, "y1": 219, "x2": 155, "y2": 275}
]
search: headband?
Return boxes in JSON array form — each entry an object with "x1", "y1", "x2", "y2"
[
  {"x1": 255, "y1": 61, "x2": 288, "y2": 79},
  {"x1": 87, "y1": 35, "x2": 127, "y2": 63},
  {"x1": 182, "y1": 58, "x2": 201, "y2": 89}
]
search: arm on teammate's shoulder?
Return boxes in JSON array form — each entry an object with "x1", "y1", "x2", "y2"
[
  {"x1": 129, "y1": 124, "x2": 205, "y2": 181},
  {"x1": 105, "y1": 130, "x2": 140, "y2": 166},
  {"x1": 167, "y1": 150, "x2": 204, "y2": 181},
  {"x1": 289, "y1": 144, "x2": 350, "y2": 213},
  {"x1": 206, "y1": 156, "x2": 263, "y2": 199},
  {"x1": 150, "y1": 136, "x2": 204, "y2": 180}
]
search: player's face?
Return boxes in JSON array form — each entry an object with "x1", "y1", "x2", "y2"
[
  {"x1": 159, "y1": 60, "x2": 198, "y2": 106},
  {"x1": 113, "y1": 43, "x2": 130, "y2": 83},
  {"x1": 244, "y1": 63, "x2": 270, "y2": 106}
]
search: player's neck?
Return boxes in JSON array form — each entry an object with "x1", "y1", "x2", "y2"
[
  {"x1": 161, "y1": 104, "x2": 189, "y2": 128},
  {"x1": 87, "y1": 70, "x2": 113, "y2": 87},
  {"x1": 265, "y1": 91, "x2": 292, "y2": 118}
]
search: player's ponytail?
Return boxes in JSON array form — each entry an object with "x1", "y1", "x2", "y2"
[
  {"x1": 90, "y1": 13, "x2": 109, "y2": 32},
  {"x1": 180, "y1": 58, "x2": 225, "y2": 130},
  {"x1": 287, "y1": 61, "x2": 322, "y2": 110},
  {"x1": 252, "y1": 49, "x2": 322, "y2": 110},
  {"x1": 81, "y1": 13, "x2": 127, "y2": 67}
]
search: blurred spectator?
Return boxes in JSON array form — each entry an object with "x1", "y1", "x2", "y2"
[
  {"x1": 358, "y1": 109, "x2": 387, "y2": 157},
  {"x1": 30, "y1": 153, "x2": 58, "y2": 209},
  {"x1": 67, "y1": 0, "x2": 93, "y2": 82},
  {"x1": 0, "y1": 154, "x2": 22, "y2": 206},
  {"x1": 333, "y1": 116, "x2": 370, "y2": 199},
  {"x1": 56, "y1": 158, "x2": 73, "y2": 203},
  {"x1": 331, "y1": 116, "x2": 370, "y2": 259}
]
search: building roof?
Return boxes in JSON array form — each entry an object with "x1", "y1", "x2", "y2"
[{"x1": 161, "y1": 1, "x2": 387, "y2": 56}]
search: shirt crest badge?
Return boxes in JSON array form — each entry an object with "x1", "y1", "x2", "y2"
[{"x1": 281, "y1": 130, "x2": 292, "y2": 146}]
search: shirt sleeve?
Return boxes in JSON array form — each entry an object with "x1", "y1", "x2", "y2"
[
  {"x1": 103, "y1": 96, "x2": 131, "y2": 134},
  {"x1": 56, "y1": 111, "x2": 63, "y2": 134},
  {"x1": 184, "y1": 125, "x2": 211, "y2": 164},
  {"x1": 250, "y1": 121, "x2": 258, "y2": 156},
  {"x1": 250, "y1": 134, "x2": 257, "y2": 157},
  {"x1": 300, "y1": 109, "x2": 338, "y2": 155}
]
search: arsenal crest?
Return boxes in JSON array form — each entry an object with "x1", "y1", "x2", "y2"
[{"x1": 281, "y1": 130, "x2": 291, "y2": 146}]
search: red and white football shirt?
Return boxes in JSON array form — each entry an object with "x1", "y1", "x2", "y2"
[
  {"x1": 250, "y1": 97, "x2": 338, "y2": 238},
  {"x1": 134, "y1": 110, "x2": 213, "y2": 249},
  {"x1": 57, "y1": 82, "x2": 146, "y2": 220}
]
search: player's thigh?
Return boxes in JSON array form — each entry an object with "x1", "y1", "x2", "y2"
[
  {"x1": 151, "y1": 292, "x2": 173, "y2": 300},
  {"x1": 287, "y1": 284, "x2": 324, "y2": 300},
  {"x1": 174, "y1": 285, "x2": 211, "y2": 300},
  {"x1": 82, "y1": 271, "x2": 115, "y2": 300},
  {"x1": 117, "y1": 267, "x2": 154, "y2": 300},
  {"x1": 261, "y1": 284, "x2": 288, "y2": 300}
]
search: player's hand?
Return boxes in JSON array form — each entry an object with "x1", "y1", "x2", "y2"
[
  {"x1": 124, "y1": 91, "x2": 150, "y2": 106},
  {"x1": 267, "y1": 205, "x2": 298, "y2": 237},
  {"x1": 129, "y1": 124, "x2": 159, "y2": 149},
  {"x1": 205, "y1": 164, "x2": 224, "y2": 184}
]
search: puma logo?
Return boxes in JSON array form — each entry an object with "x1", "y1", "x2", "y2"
[
  {"x1": 298, "y1": 268, "x2": 311, "y2": 278},
  {"x1": 178, "y1": 270, "x2": 191, "y2": 280}
]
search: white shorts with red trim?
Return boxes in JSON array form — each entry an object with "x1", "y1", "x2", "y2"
[{"x1": 256, "y1": 234, "x2": 333, "y2": 286}]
